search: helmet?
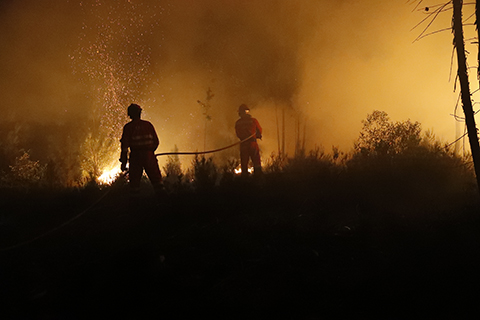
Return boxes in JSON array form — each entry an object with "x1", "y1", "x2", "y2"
[
  {"x1": 238, "y1": 104, "x2": 250, "y2": 115},
  {"x1": 127, "y1": 103, "x2": 142, "y2": 118}
]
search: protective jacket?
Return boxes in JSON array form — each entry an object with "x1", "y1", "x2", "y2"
[
  {"x1": 120, "y1": 119, "x2": 162, "y2": 189},
  {"x1": 120, "y1": 119, "x2": 159, "y2": 153},
  {"x1": 235, "y1": 114, "x2": 262, "y2": 175},
  {"x1": 235, "y1": 114, "x2": 262, "y2": 142}
]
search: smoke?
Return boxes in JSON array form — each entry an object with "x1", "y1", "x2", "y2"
[{"x1": 0, "y1": 0, "x2": 468, "y2": 170}]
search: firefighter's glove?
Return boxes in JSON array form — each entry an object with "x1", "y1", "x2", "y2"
[
  {"x1": 120, "y1": 150, "x2": 128, "y2": 172},
  {"x1": 256, "y1": 129, "x2": 262, "y2": 140}
]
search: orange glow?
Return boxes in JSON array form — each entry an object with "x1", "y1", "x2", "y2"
[
  {"x1": 98, "y1": 165, "x2": 121, "y2": 185},
  {"x1": 1, "y1": 0, "x2": 476, "y2": 179}
]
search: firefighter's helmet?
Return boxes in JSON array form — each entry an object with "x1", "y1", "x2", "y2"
[
  {"x1": 238, "y1": 104, "x2": 250, "y2": 116},
  {"x1": 128, "y1": 103, "x2": 142, "y2": 118}
]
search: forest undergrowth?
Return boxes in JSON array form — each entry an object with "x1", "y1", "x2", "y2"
[{"x1": 1, "y1": 111, "x2": 480, "y2": 318}]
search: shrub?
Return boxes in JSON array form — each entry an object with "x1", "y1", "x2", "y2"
[
  {"x1": 347, "y1": 110, "x2": 476, "y2": 212},
  {"x1": 162, "y1": 146, "x2": 184, "y2": 193},
  {"x1": 354, "y1": 110, "x2": 421, "y2": 157},
  {"x1": 191, "y1": 155, "x2": 218, "y2": 190},
  {"x1": 80, "y1": 131, "x2": 117, "y2": 183},
  {"x1": 263, "y1": 152, "x2": 287, "y2": 174},
  {"x1": 1, "y1": 150, "x2": 46, "y2": 190},
  {"x1": 284, "y1": 147, "x2": 335, "y2": 172},
  {"x1": 219, "y1": 157, "x2": 240, "y2": 185}
]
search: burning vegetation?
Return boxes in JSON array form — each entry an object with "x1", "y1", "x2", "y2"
[
  {"x1": 0, "y1": 110, "x2": 475, "y2": 200},
  {"x1": 2, "y1": 110, "x2": 479, "y2": 318},
  {"x1": 2, "y1": 1, "x2": 480, "y2": 317}
]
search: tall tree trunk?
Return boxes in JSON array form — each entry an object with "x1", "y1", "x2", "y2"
[
  {"x1": 276, "y1": 105, "x2": 281, "y2": 155},
  {"x1": 453, "y1": 0, "x2": 480, "y2": 195},
  {"x1": 477, "y1": 0, "x2": 480, "y2": 80}
]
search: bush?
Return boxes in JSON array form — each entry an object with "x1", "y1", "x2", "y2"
[
  {"x1": 1, "y1": 150, "x2": 46, "y2": 190},
  {"x1": 263, "y1": 152, "x2": 287, "y2": 174},
  {"x1": 347, "y1": 110, "x2": 476, "y2": 213},
  {"x1": 354, "y1": 110, "x2": 421, "y2": 157},
  {"x1": 283, "y1": 146, "x2": 336, "y2": 176},
  {"x1": 191, "y1": 155, "x2": 218, "y2": 190},
  {"x1": 218, "y1": 157, "x2": 240, "y2": 185},
  {"x1": 162, "y1": 146, "x2": 184, "y2": 193}
]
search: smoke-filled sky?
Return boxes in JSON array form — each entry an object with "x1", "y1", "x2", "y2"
[{"x1": 1, "y1": 0, "x2": 477, "y2": 165}]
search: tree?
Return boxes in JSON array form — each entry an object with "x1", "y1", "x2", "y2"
[
  {"x1": 354, "y1": 110, "x2": 422, "y2": 157},
  {"x1": 162, "y1": 145, "x2": 184, "y2": 193},
  {"x1": 192, "y1": 155, "x2": 218, "y2": 190},
  {"x1": 453, "y1": 0, "x2": 480, "y2": 195},
  {"x1": 197, "y1": 87, "x2": 214, "y2": 152},
  {"x1": 412, "y1": 0, "x2": 480, "y2": 195},
  {"x1": 2, "y1": 150, "x2": 46, "y2": 190}
]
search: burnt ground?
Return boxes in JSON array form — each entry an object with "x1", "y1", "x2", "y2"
[{"x1": 1, "y1": 176, "x2": 480, "y2": 319}]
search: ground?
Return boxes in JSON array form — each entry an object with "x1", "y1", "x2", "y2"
[{"x1": 1, "y1": 177, "x2": 480, "y2": 319}]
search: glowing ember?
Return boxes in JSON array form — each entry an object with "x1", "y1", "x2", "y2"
[
  {"x1": 98, "y1": 166, "x2": 122, "y2": 185},
  {"x1": 73, "y1": 0, "x2": 160, "y2": 186}
]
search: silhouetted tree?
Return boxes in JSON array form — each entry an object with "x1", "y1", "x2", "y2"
[
  {"x1": 163, "y1": 145, "x2": 184, "y2": 193},
  {"x1": 354, "y1": 110, "x2": 422, "y2": 157},
  {"x1": 453, "y1": 0, "x2": 480, "y2": 195},
  {"x1": 197, "y1": 87, "x2": 214, "y2": 152},
  {"x1": 192, "y1": 155, "x2": 218, "y2": 190}
]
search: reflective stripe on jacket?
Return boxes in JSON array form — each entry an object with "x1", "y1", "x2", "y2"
[{"x1": 120, "y1": 119, "x2": 159, "y2": 152}]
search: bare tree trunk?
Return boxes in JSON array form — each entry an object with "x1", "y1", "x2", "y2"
[
  {"x1": 477, "y1": 0, "x2": 480, "y2": 79},
  {"x1": 276, "y1": 105, "x2": 281, "y2": 155},
  {"x1": 453, "y1": 0, "x2": 480, "y2": 194}
]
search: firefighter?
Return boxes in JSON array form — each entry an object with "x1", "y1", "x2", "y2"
[
  {"x1": 120, "y1": 103, "x2": 164, "y2": 194},
  {"x1": 235, "y1": 104, "x2": 263, "y2": 177}
]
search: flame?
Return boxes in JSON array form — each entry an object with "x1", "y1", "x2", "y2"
[
  {"x1": 98, "y1": 166, "x2": 121, "y2": 185},
  {"x1": 234, "y1": 166, "x2": 254, "y2": 175}
]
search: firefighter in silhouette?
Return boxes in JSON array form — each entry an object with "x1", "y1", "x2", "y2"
[
  {"x1": 235, "y1": 104, "x2": 262, "y2": 176},
  {"x1": 120, "y1": 103, "x2": 164, "y2": 194}
]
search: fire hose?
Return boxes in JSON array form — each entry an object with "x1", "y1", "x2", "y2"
[
  {"x1": 0, "y1": 134, "x2": 258, "y2": 251},
  {"x1": 155, "y1": 133, "x2": 256, "y2": 157}
]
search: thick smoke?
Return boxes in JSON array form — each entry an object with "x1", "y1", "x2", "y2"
[{"x1": 0, "y1": 0, "x2": 468, "y2": 170}]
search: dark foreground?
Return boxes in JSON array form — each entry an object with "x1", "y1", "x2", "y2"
[{"x1": 1, "y1": 177, "x2": 480, "y2": 319}]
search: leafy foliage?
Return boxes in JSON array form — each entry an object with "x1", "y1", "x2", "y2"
[
  {"x1": 80, "y1": 130, "x2": 117, "y2": 183},
  {"x1": 348, "y1": 111, "x2": 475, "y2": 213},
  {"x1": 354, "y1": 110, "x2": 422, "y2": 157},
  {"x1": 1, "y1": 150, "x2": 46, "y2": 190},
  {"x1": 162, "y1": 145, "x2": 184, "y2": 193},
  {"x1": 283, "y1": 146, "x2": 335, "y2": 175},
  {"x1": 0, "y1": 109, "x2": 476, "y2": 210},
  {"x1": 263, "y1": 152, "x2": 287, "y2": 174},
  {"x1": 197, "y1": 87, "x2": 214, "y2": 122},
  {"x1": 191, "y1": 155, "x2": 218, "y2": 190},
  {"x1": 218, "y1": 157, "x2": 240, "y2": 185}
]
